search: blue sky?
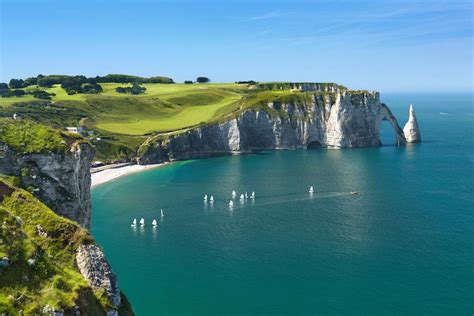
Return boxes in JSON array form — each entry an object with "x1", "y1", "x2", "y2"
[{"x1": 0, "y1": 0, "x2": 472, "y2": 91}]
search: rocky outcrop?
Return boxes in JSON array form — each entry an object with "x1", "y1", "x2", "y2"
[
  {"x1": 403, "y1": 104, "x2": 421, "y2": 143},
  {"x1": 0, "y1": 141, "x2": 93, "y2": 228},
  {"x1": 138, "y1": 90, "x2": 407, "y2": 164},
  {"x1": 76, "y1": 244, "x2": 121, "y2": 310}
]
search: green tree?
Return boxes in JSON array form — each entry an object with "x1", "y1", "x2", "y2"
[
  {"x1": 196, "y1": 77, "x2": 210, "y2": 83},
  {"x1": 9, "y1": 79, "x2": 25, "y2": 89}
]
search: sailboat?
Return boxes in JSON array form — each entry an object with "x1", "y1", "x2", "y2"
[
  {"x1": 152, "y1": 219, "x2": 157, "y2": 227},
  {"x1": 160, "y1": 209, "x2": 164, "y2": 217},
  {"x1": 203, "y1": 194, "x2": 208, "y2": 202},
  {"x1": 229, "y1": 200, "x2": 234, "y2": 207},
  {"x1": 309, "y1": 186, "x2": 314, "y2": 194},
  {"x1": 131, "y1": 218, "x2": 137, "y2": 227},
  {"x1": 240, "y1": 194, "x2": 245, "y2": 201},
  {"x1": 139, "y1": 218, "x2": 145, "y2": 227},
  {"x1": 232, "y1": 190, "x2": 236, "y2": 198},
  {"x1": 210, "y1": 195, "x2": 214, "y2": 202},
  {"x1": 245, "y1": 192, "x2": 248, "y2": 199},
  {"x1": 250, "y1": 191, "x2": 255, "y2": 199}
]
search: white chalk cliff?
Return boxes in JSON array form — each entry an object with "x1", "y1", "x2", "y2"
[
  {"x1": 138, "y1": 88, "x2": 409, "y2": 164},
  {"x1": 403, "y1": 104, "x2": 421, "y2": 143}
]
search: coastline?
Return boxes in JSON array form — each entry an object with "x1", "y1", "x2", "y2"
[{"x1": 91, "y1": 162, "x2": 168, "y2": 188}]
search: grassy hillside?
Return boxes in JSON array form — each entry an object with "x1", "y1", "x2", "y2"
[
  {"x1": 0, "y1": 80, "x2": 346, "y2": 162},
  {"x1": 1, "y1": 83, "x2": 246, "y2": 135},
  {"x1": 0, "y1": 177, "x2": 132, "y2": 315}
]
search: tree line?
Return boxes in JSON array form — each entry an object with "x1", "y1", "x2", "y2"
[
  {"x1": 1, "y1": 74, "x2": 214, "y2": 99},
  {"x1": 0, "y1": 83, "x2": 56, "y2": 100},
  {"x1": 6, "y1": 74, "x2": 175, "y2": 89}
]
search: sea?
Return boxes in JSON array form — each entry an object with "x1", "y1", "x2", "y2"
[{"x1": 92, "y1": 93, "x2": 473, "y2": 315}]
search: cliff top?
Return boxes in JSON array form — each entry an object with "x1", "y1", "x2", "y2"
[
  {"x1": 0, "y1": 79, "x2": 374, "y2": 162},
  {"x1": 0, "y1": 118, "x2": 86, "y2": 155}
]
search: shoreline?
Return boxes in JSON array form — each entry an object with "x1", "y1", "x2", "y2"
[{"x1": 91, "y1": 163, "x2": 168, "y2": 188}]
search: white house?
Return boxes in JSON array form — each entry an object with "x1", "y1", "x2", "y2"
[{"x1": 66, "y1": 127, "x2": 84, "y2": 134}]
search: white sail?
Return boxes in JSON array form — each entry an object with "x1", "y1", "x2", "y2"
[
  {"x1": 240, "y1": 194, "x2": 244, "y2": 200},
  {"x1": 309, "y1": 186, "x2": 314, "y2": 193},
  {"x1": 140, "y1": 218, "x2": 145, "y2": 226},
  {"x1": 232, "y1": 190, "x2": 236, "y2": 198},
  {"x1": 250, "y1": 191, "x2": 255, "y2": 199},
  {"x1": 161, "y1": 209, "x2": 164, "y2": 217},
  {"x1": 229, "y1": 200, "x2": 234, "y2": 207},
  {"x1": 210, "y1": 195, "x2": 214, "y2": 202},
  {"x1": 204, "y1": 194, "x2": 208, "y2": 201},
  {"x1": 245, "y1": 192, "x2": 248, "y2": 199},
  {"x1": 131, "y1": 218, "x2": 137, "y2": 226},
  {"x1": 152, "y1": 219, "x2": 157, "y2": 226}
]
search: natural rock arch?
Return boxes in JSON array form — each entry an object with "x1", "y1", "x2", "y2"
[{"x1": 380, "y1": 103, "x2": 407, "y2": 146}]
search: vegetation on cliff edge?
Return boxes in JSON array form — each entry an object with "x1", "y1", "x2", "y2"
[{"x1": 0, "y1": 177, "x2": 133, "y2": 315}]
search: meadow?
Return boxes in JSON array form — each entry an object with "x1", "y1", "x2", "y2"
[
  {"x1": 1, "y1": 83, "x2": 248, "y2": 135},
  {"x1": 0, "y1": 81, "x2": 323, "y2": 161}
]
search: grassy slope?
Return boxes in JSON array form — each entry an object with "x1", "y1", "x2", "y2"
[
  {"x1": 0, "y1": 83, "x2": 246, "y2": 135},
  {"x1": 0, "y1": 119, "x2": 70, "y2": 154},
  {"x1": 0, "y1": 82, "x2": 351, "y2": 161},
  {"x1": 0, "y1": 177, "x2": 109, "y2": 314}
]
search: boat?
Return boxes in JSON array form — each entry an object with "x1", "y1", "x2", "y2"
[
  {"x1": 245, "y1": 192, "x2": 248, "y2": 199},
  {"x1": 240, "y1": 194, "x2": 244, "y2": 201},
  {"x1": 161, "y1": 209, "x2": 164, "y2": 217},
  {"x1": 139, "y1": 218, "x2": 145, "y2": 226},
  {"x1": 350, "y1": 191, "x2": 358, "y2": 195},
  {"x1": 152, "y1": 219, "x2": 157, "y2": 227},
  {"x1": 210, "y1": 195, "x2": 214, "y2": 202},
  {"x1": 309, "y1": 186, "x2": 314, "y2": 193},
  {"x1": 232, "y1": 190, "x2": 236, "y2": 198},
  {"x1": 131, "y1": 218, "x2": 137, "y2": 227},
  {"x1": 250, "y1": 191, "x2": 255, "y2": 199},
  {"x1": 229, "y1": 200, "x2": 234, "y2": 207},
  {"x1": 203, "y1": 194, "x2": 208, "y2": 202}
]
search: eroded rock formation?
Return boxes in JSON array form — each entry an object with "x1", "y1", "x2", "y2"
[
  {"x1": 76, "y1": 244, "x2": 121, "y2": 310},
  {"x1": 403, "y1": 104, "x2": 421, "y2": 143}
]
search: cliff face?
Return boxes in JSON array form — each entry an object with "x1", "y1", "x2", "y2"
[
  {"x1": 0, "y1": 140, "x2": 93, "y2": 228},
  {"x1": 0, "y1": 120, "x2": 133, "y2": 315},
  {"x1": 138, "y1": 91, "x2": 407, "y2": 164}
]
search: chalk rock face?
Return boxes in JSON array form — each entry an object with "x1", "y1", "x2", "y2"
[
  {"x1": 138, "y1": 90, "x2": 407, "y2": 164},
  {"x1": 76, "y1": 244, "x2": 121, "y2": 308},
  {"x1": 0, "y1": 141, "x2": 94, "y2": 228},
  {"x1": 403, "y1": 105, "x2": 421, "y2": 143}
]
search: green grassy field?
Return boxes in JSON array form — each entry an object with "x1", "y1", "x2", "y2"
[
  {"x1": 0, "y1": 81, "x2": 339, "y2": 162},
  {"x1": 92, "y1": 83, "x2": 244, "y2": 135},
  {"x1": 1, "y1": 83, "x2": 247, "y2": 135}
]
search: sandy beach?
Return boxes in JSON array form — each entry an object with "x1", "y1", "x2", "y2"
[{"x1": 91, "y1": 163, "x2": 167, "y2": 188}]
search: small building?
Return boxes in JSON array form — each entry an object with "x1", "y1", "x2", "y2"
[{"x1": 66, "y1": 127, "x2": 84, "y2": 134}]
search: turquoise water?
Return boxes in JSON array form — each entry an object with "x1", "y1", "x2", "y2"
[{"x1": 92, "y1": 93, "x2": 473, "y2": 315}]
